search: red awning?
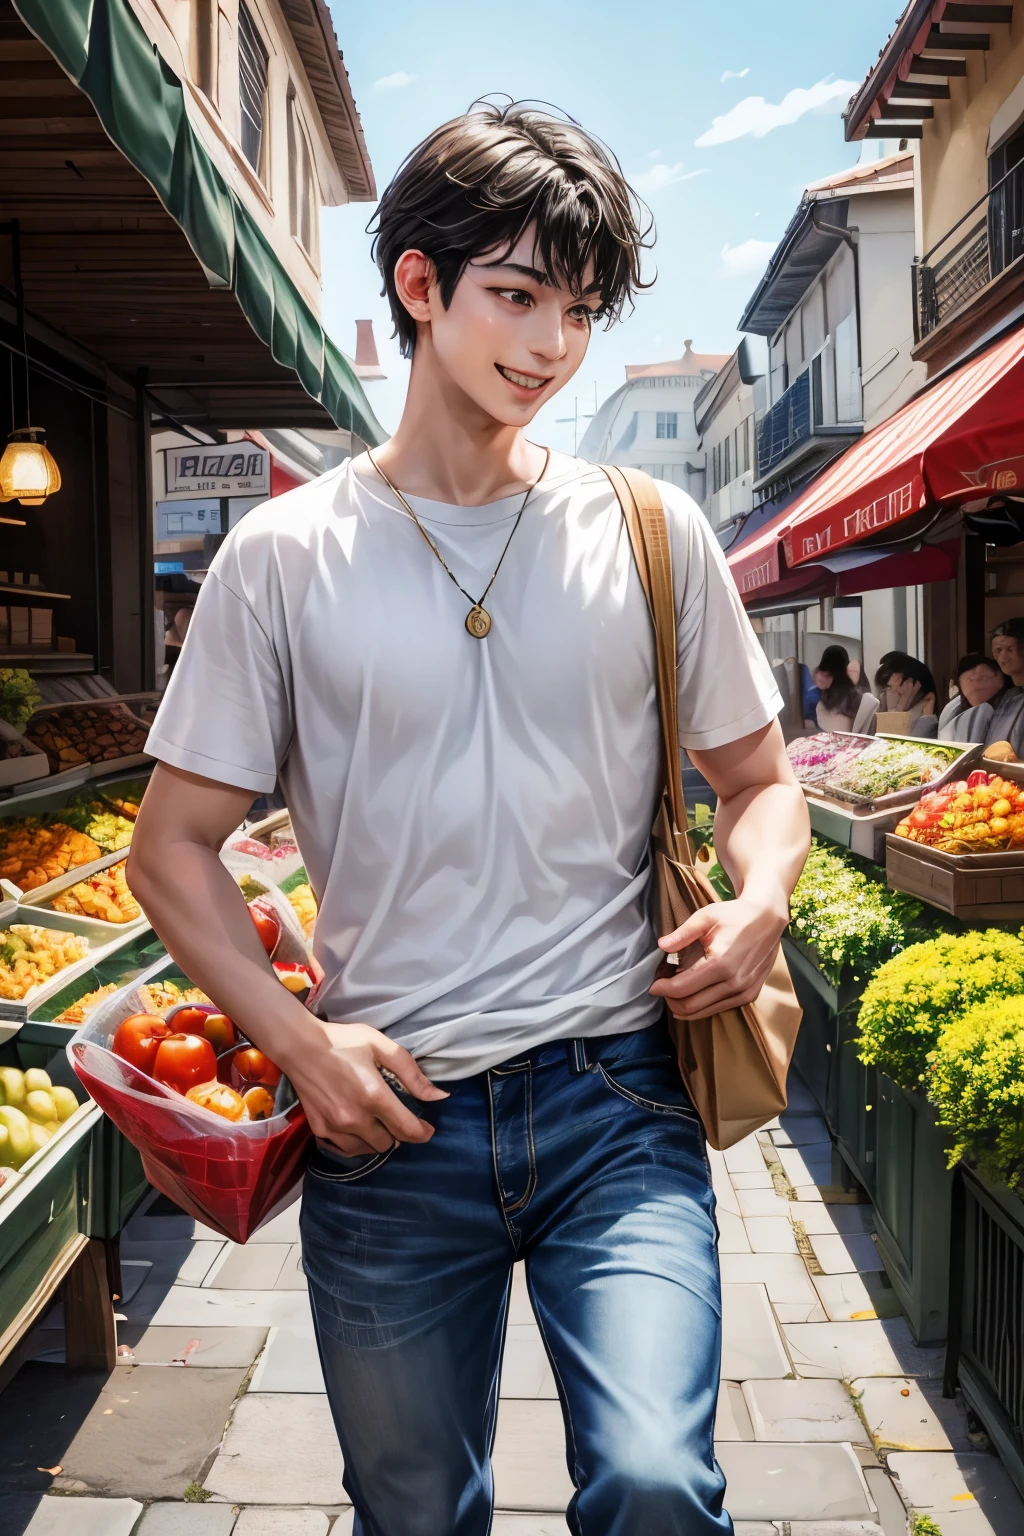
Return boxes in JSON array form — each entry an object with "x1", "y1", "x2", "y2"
[{"x1": 781, "y1": 327, "x2": 1024, "y2": 568}]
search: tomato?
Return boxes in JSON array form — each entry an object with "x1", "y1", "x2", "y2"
[
  {"x1": 186, "y1": 1080, "x2": 245, "y2": 1122},
  {"x1": 968, "y1": 770, "x2": 990, "y2": 789},
  {"x1": 909, "y1": 809, "x2": 931, "y2": 828},
  {"x1": 228, "y1": 1046, "x2": 282, "y2": 1091},
  {"x1": 203, "y1": 1013, "x2": 239, "y2": 1055},
  {"x1": 242, "y1": 1086, "x2": 275, "y2": 1121},
  {"x1": 112, "y1": 1013, "x2": 173, "y2": 1075},
  {"x1": 249, "y1": 904, "x2": 281, "y2": 956},
  {"x1": 168, "y1": 1005, "x2": 217, "y2": 1036},
  {"x1": 153, "y1": 1033, "x2": 218, "y2": 1095}
]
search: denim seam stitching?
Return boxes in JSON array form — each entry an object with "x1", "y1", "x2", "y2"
[
  {"x1": 596, "y1": 1062, "x2": 701, "y2": 1122},
  {"x1": 527, "y1": 1274, "x2": 584, "y2": 1519},
  {"x1": 304, "y1": 1142, "x2": 399, "y2": 1183},
  {"x1": 502, "y1": 1069, "x2": 538, "y2": 1216},
  {"x1": 483, "y1": 1269, "x2": 515, "y2": 1536},
  {"x1": 487, "y1": 1071, "x2": 523, "y2": 1254}
]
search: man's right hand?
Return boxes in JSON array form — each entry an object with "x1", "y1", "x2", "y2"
[{"x1": 278, "y1": 1019, "x2": 449, "y2": 1157}]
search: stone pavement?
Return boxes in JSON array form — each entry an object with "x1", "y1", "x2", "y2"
[{"x1": 3, "y1": 1070, "x2": 1024, "y2": 1535}]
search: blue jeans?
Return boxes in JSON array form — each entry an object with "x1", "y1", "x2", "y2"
[{"x1": 300, "y1": 1019, "x2": 731, "y2": 1536}]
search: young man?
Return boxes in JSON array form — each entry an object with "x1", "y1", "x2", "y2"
[{"x1": 130, "y1": 101, "x2": 810, "y2": 1535}]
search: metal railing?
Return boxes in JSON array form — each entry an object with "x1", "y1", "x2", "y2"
[
  {"x1": 756, "y1": 344, "x2": 862, "y2": 482},
  {"x1": 756, "y1": 367, "x2": 811, "y2": 479},
  {"x1": 914, "y1": 160, "x2": 1024, "y2": 340}
]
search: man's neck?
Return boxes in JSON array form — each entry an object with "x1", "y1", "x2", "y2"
[{"x1": 364, "y1": 344, "x2": 550, "y2": 506}]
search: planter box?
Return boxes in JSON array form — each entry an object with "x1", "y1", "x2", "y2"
[
  {"x1": 946, "y1": 1166, "x2": 1024, "y2": 1502},
  {"x1": 886, "y1": 834, "x2": 1024, "y2": 921},
  {"x1": 872, "y1": 1080, "x2": 955, "y2": 1345},
  {"x1": 782, "y1": 936, "x2": 837, "y2": 1117},
  {"x1": 829, "y1": 1006, "x2": 878, "y2": 1200}
]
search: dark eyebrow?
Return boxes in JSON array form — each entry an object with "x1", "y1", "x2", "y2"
[{"x1": 474, "y1": 259, "x2": 552, "y2": 285}]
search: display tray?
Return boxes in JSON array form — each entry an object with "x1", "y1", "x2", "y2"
[
  {"x1": 0, "y1": 906, "x2": 147, "y2": 1025},
  {"x1": 820, "y1": 736, "x2": 982, "y2": 813},
  {"x1": 806, "y1": 796, "x2": 905, "y2": 862},
  {"x1": 982, "y1": 758, "x2": 1024, "y2": 784},
  {"x1": 885, "y1": 833, "x2": 1024, "y2": 919},
  {"x1": 19, "y1": 848, "x2": 150, "y2": 936},
  {"x1": 787, "y1": 729, "x2": 877, "y2": 789},
  {"x1": 29, "y1": 930, "x2": 166, "y2": 1027},
  {"x1": 23, "y1": 697, "x2": 152, "y2": 782}
]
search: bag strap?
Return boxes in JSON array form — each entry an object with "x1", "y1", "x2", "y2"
[{"x1": 602, "y1": 464, "x2": 693, "y2": 863}]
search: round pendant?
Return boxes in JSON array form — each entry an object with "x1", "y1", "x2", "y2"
[{"x1": 465, "y1": 605, "x2": 491, "y2": 638}]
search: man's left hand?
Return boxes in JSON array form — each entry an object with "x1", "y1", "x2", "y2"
[{"x1": 649, "y1": 896, "x2": 788, "y2": 1020}]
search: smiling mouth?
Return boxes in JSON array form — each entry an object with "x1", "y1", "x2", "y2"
[{"x1": 496, "y1": 364, "x2": 551, "y2": 390}]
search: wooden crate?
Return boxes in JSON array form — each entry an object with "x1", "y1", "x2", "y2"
[{"x1": 886, "y1": 834, "x2": 1024, "y2": 919}]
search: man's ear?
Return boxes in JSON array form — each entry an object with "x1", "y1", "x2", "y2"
[{"x1": 394, "y1": 249, "x2": 435, "y2": 328}]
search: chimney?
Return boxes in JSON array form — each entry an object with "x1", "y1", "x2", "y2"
[{"x1": 353, "y1": 320, "x2": 386, "y2": 380}]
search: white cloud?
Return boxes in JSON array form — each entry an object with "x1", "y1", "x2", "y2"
[
  {"x1": 720, "y1": 67, "x2": 750, "y2": 82},
  {"x1": 633, "y1": 163, "x2": 709, "y2": 193},
  {"x1": 720, "y1": 238, "x2": 778, "y2": 278},
  {"x1": 373, "y1": 70, "x2": 417, "y2": 91},
  {"x1": 646, "y1": 147, "x2": 663, "y2": 159},
  {"x1": 696, "y1": 77, "x2": 859, "y2": 147}
]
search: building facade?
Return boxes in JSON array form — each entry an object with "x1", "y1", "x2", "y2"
[
  {"x1": 693, "y1": 339, "x2": 766, "y2": 533},
  {"x1": 577, "y1": 341, "x2": 729, "y2": 498}
]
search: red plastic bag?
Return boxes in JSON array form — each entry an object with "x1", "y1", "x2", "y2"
[{"x1": 67, "y1": 966, "x2": 311, "y2": 1242}]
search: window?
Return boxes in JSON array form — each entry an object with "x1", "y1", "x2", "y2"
[
  {"x1": 238, "y1": 2, "x2": 268, "y2": 175},
  {"x1": 724, "y1": 435, "x2": 731, "y2": 485},
  {"x1": 742, "y1": 416, "x2": 751, "y2": 475},
  {"x1": 656, "y1": 411, "x2": 678, "y2": 440},
  {"x1": 288, "y1": 90, "x2": 317, "y2": 258}
]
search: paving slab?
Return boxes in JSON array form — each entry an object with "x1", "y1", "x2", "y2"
[
  {"x1": 491, "y1": 1520, "x2": 575, "y2": 1535},
  {"x1": 492, "y1": 1399, "x2": 573, "y2": 1512},
  {"x1": 150, "y1": 1286, "x2": 315, "y2": 1331},
  {"x1": 745, "y1": 1217, "x2": 799, "y2": 1254},
  {"x1": 812, "y1": 1272, "x2": 903, "y2": 1323},
  {"x1": 773, "y1": 1300, "x2": 829, "y2": 1324},
  {"x1": 863, "y1": 1465, "x2": 909, "y2": 1536},
  {"x1": 721, "y1": 1284, "x2": 792, "y2": 1379},
  {"x1": 508, "y1": 1264, "x2": 534, "y2": 1325},
  {"x1": 715, "y1": 1442, "x2": 875, "y2": 1521},
  {"x1": 20, "y1": 1497, "x2": 144, "y2": 1536},
  {"x1": 500, "y1": 1323, "x2": 556, "y2": 1399},
  {"x1": 887, "y1": 1451, "x2": 1023, "y2": 1529},
  {"x1": 330, "y1": 1517, "x2": 354, "y2": 1536},
  {"x1": 730, "y1": 1168, "x2": 776, "y2": 1189},
  {"x1": 720, "y1": 1252, "x2": 820, "y2": 1308},
  {"x1": 115, "y1": 1325, "x2": 269, "y2": 1368},
  {"x1": 776, "y1": 1142, "x2": 834, "y2": 1188},
  {"x1": 137, "y1": 1505, "x2": 239, "y2": 1535},
  {"x1": 809, "y1": 1233, "x2": 885, "y2": 1275},
  {"x1": 853, "y1": 1377, "x2": 954, "y2": 1451},
  {"x1": 718, "y1": 1209, "x2": 753, "y2": 1253},
  {"x1": 771, "y1": 1116, "x2": 831, "y2": 1146},
  {"x1": 737, "y1": 1187, "x2": 793, "y2": 1218},
  {"x1": 792, "y1": 1203, "x2": 876, "y2": 1236},
  {"x1": 707, "y1": 1147, "x2": 741, "y2": 1217},
  {"x1": 786, "y1": 1525, "x2": 884, "y2": 1535},
  {"x1": 204, "y1": 1394, "x2": 346, "y2": 1505},
  {"x1": 715, "y1": 1380, "x2": 754, "y2": 1440},
  {"x1": 232, "y1": 1512, "x2": 330, "y2": 1536},
  {"x1": 204, "y1": 1244, "x2": 292, "y2": 1291},
  {"x1": 248, "y1": 1325, "x2": 324, "y2": 1393},
  {"x1": 175, "y1": 1242, "x2": 228, "y2": 1288},
  {"x1": 274, "y1": 1246, "x2": 309, "y2": 1291},
  {"x1": 782, "y1": 1320, "x2": 932, "y2": 1379},
  {"x1": 724, "y1": 1137, "x2": 769, "y2": 1175},
  {"x1": 741, "y1": 1378, "x2": 868, "y2": 1443},
  {"x1": 782, "y1": 1077, "x2": 824, "y2": 1116},
  {"x1": 245, "y1": 1200, "x2": 301, "y2": 1243},
  {"x1": 791, "y1": 1184, "x2": 826, "y2": 1202}
]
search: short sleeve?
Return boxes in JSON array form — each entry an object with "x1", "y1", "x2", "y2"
[
  {"x1": 145, "y1": 561, "x2": 291, "y2": 794},
  {"x1": 660, "y1": 482, "x2": 783, "y2": 752}
]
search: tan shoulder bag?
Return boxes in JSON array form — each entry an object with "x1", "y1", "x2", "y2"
[{"x1": 603, "y1": 464, "x2": 803, "y2": 1151}]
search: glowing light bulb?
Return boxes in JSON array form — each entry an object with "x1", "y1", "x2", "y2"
[{"x1": 0, "y1": 428, "x2": 61, "y2": 506}]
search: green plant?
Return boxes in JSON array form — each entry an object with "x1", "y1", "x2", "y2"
[
  {"x1": 856, "y1": 930, "x2": 1024, "y2": 1090},
  {"x1": 0, "y1": 668, "x2": 41, "y2": 734},
  {"x1": 789, "y1": 839, "x2": 929, "y2": 988},
  {"x1": 183, "y1": 1481, "x2": 211, "y2": 1502},
  {"x1": 929, "y1": 994, "x2": 1024, "y2": 1189},
  {"x1": 911, "y1": 1515, "x2": 944, "y2": 1536}
]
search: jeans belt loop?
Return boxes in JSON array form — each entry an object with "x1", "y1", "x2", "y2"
[{"x1": 572, "y1": 1038, "x2": 589, "y2": 1074}]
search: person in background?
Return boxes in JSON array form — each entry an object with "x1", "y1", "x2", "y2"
[
  {"x1": 814, "y1": 645, "x2": 877, "y2": 733},
  {"x1": 991, "y1": 619, "x2": 1024, "y2": 690},
  {"x1": 937, "y1": 654, "x2": 1012, "y2": 744}
]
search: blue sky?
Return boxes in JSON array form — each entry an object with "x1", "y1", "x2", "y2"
[{"x1": 321, "y1": 0, "x2": 904, "y2": 453}]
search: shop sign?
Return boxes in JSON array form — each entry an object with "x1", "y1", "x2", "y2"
[
  {"x1": 157, "y1": 499, "x2": 222, "y2": 541},
  {"x1": 784, "y1": 478, "x2": 916, "y2": 565},
  {"x1": 164, "y1": 446, "x2": 269, "y2": 498},
  {"x1": 961, "y1": 454, "x2": 1024, "y2": 493},
  {"x1": 739, "y1": 557, "x2": 777, "y2": 593}
]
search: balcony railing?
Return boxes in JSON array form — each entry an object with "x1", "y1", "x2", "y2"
[
  {"x1": 914, "y1": 160, "x2": 1024, "y2": 341},
  {"x1": 756, "y1": 343, "x2": 863, "y2": 484}
]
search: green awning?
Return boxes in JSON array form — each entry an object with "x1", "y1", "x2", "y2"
[{"x1": 14, "y1": 0, "x2": 385, "y2": 446}]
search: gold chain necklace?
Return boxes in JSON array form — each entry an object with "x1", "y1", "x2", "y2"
[{"x1": 366, "y1": 448, "x2": 551, "y2": 638}]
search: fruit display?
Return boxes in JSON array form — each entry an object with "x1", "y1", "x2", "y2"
[
  {"x1": 53, "y1": 975, "x2": 207, "y2": 1025},
  {"x1": 53, "y1": 979, "x2": 120, "y2": 1026},
  {"x1": 286, "y1": 883, "x2": 317, "y2": 937},
  {"x1": 26, "y1": 702, "x2": 149, "y2": 771},
  {"x1": 786, "y1": 731, "x2": 873, "y2": 787},
  {"x1": 0, "y1": 818, "x2": 102, "y2": 890},
  {"x1": 894, "y1": 771, "x2": 1024, "y2": 852},
  {"x1": 50, "y1": 860, "x2": 142, "y2": 924},
  {"x1": 110, "y1": 1005, "x2": 282, "y2": 1124},
  {"x1": 0, "y1": 924, "x2": 91, "y2": 1001},
  {"x1": 0, "y1": 1065, "x2": 81, "y2": 1168},
  {"x1": 824, "y1": 737, "x2": 962, "y2": 802}
]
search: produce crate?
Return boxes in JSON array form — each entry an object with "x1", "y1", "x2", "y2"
[
  {"x1": 19, "y1": 848, "x2": 150, "y2": 936},
  {"x1": 24, "y1": 697, "x2": 153, "y2": 781},
  {"x1": 946, "y1": 1165, "x2": 1024, "y2": 1501},
  {"x1": 872, "y1": 1078, "x2": 955, "y2": 1345},
  {"x1": 886, "y1": 835, "x2": 1024, "y2": 920},
  {"x1": 822, "y1": 735, "x2": 981, "y2": 813},
  {"x1": 0, "y1": 1019, "x2": 101, "y2": 1367},
  {"x1": 29, "y1": 929, "x2": 167, "y2": 1025},
  {"x1": 0, "y1": 903, "x2": 148, "y2": 1027}
]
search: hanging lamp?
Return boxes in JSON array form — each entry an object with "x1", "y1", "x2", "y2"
[{"x1": 0, "y1": 426, "x2": 61, "y2": 505}]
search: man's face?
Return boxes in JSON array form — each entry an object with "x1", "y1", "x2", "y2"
[
  {"x1": 992, "y1": 634, "x2": 1024, "y2": 677},
  {"x1": 423, "y1": 225, "x2": 599, "y2": 425}
]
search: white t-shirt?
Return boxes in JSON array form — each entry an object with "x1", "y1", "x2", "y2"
[{"x1": 146, "y1": 453, "x2": 781, "y2": 1078}]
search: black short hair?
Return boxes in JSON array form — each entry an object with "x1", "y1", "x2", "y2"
[
  {"x1": 369, "y1": 98, "x2": 653, "y2": 357},
  {"x1": 956, "y1": 652, "x2": 1005, "y2": 680},
  {"x1": 992, "y1": 618, "x2": 1024, "y2": 647}
]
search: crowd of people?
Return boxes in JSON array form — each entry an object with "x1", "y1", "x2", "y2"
[{"x1": 806, "y1": 617, "x2": 1024, "y2": 752}]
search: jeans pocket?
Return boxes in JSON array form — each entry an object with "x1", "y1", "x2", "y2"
[
  {"x1": 596, "y1": 1060, "x2": 702, "y2": 1122},
  {"x1": 306, "y1": 1139, "x2": 399, "y2": 1183}
]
